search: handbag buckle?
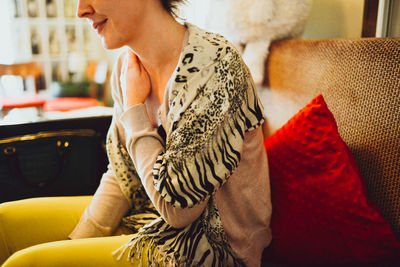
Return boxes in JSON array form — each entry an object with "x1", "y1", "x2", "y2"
[
  {"x1": 57, "y1": 141, "x2": 69, "y2": 148},
  {"x1": 3, "y1": 146, "x2": 16, "y2": 155}
]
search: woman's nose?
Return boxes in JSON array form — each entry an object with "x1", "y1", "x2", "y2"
[{"x1": 76, "y1": 0, "x2": 94, "y2": 18}]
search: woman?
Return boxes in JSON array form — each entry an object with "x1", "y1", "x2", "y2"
[{"x1": 0, "y1": 0, "x2": 272, "y2": 266}]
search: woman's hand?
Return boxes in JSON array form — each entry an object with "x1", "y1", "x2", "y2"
[{"x1": 120, "y1": 50, "x2": 151, "y2": 110}]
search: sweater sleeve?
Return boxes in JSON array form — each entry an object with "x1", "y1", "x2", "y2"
[
  {"x1": 69, "y1": 166, "x2": 130, "y2": 239},
  {"x1": 114, "y1": 51, "x2": 208, "y2": 228},
  {"x1": 119, "y1": 105, "x2": 208, "y2": 228}
]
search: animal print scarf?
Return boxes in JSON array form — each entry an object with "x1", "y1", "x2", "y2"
[{"x1": 108, "y1": 23, "x2": 264, "y2": 266}]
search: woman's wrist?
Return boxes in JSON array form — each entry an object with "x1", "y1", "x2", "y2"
[{"x1": 123, "y1": 98, "x2": 146, "y2": 110}]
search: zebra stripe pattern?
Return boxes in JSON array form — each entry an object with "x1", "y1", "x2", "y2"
[{"x1": 153, "y1": 49, "x2": 264, "y2": 209}]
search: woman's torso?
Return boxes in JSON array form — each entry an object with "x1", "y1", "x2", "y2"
[{"x1": 115, "y1": 23, "x2": 272, "y2": 266}]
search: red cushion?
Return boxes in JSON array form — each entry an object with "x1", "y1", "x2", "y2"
[
  {"x1": 0, "y1": 95, "x2": 46, "y2": 109},
  {"x1": 44, "y1": 97, "x2": 99, "y2": 112},
  {"x1": 263, "y1": 94, "x2": 400, "y2": 264}
]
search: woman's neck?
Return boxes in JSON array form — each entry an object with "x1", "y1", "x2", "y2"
[{"x1": 126, "y1": 12, "x2": 187, "y2": 103}]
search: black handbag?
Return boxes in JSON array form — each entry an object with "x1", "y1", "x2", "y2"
[{"x1": 0, "y1": 129, "x2": 104, "y2": 203}]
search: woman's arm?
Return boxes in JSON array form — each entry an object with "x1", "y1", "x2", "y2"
[
  {"x1": 117, "y1": 50, "x2": 208, "y2": 228},
  {"x1": 69, "y1": 166, "x2": 130, "y2": 239},
  {"x1": 120, "y1": 105, "x2": 208, "y2": 228}
]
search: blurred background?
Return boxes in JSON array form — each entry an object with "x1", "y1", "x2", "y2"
[{"x1": 0, "y1": 0, "x2": 114, "y2": 104}]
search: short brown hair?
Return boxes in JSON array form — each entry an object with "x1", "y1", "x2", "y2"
[{"x1": 161, "y1": 0, "x2": 184, "y2": 16}]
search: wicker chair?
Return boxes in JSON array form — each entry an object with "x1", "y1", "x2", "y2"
[{"x1": 261, "y1": 38, "x2": 400, "y2": 240}]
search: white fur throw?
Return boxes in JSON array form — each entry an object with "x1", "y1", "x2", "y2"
[{"x1": 204, "y1": 0, "x2": 312, "y2": 85}]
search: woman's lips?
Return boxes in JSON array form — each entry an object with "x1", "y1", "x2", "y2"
[{"x1": 94, "y1": 19, "x2": 108, "y2": 34}]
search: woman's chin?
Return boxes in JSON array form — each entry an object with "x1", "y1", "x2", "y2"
[{"x1": 101, "y1": 38, "x2": 123, "y2": 50}]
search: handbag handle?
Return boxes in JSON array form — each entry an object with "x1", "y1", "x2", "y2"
[{"x1": 3, "y1": 140, "x2": 69, "y2": 190}]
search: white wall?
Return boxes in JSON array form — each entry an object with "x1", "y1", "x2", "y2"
[
  {"x1": 177, "y1": 0, "x2": 210, "y2": 29},
  {"x1": 302, "y1": 0, "x2": 365, "y2": 39},
  {"x1": 388, "y1": 0, "x2": 400, "y2": 37},
  {"x1": 0, "y1": 1, "x2": 15, "y2": 64}
]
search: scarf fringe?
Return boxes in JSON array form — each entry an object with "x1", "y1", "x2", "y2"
[
  {"x1": 113, "y1": 234, "x2": 184, "y2": 266},
  {"x1": 113, "y1": 203, "x2": 246, "y2": 267},
  {"x1": 112, "y1": 233, "x2": 243, "y2": 267}
]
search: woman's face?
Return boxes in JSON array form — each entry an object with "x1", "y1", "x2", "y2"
[{"x1": 77, "y1": 0, "x2": 149, "y2": 49}]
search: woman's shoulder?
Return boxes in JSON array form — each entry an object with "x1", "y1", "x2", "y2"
[
  {"x1": 170, "y1": 22, "x2": 245, "y2": 94},
  {"x1": 183, "y1": 22, "x2": 242, "y2": 67}
]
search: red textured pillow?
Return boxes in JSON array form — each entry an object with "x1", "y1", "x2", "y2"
[{"x1": 263, "y1": 94, "x2": 400, "y2": 264}]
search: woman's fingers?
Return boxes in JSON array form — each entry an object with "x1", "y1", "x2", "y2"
[
  {"x1": 121, "y1": 49, "x2": 152, "y2": 109},
  {"x1": 125, "y1": 50, "x2": 149, "y2": 80},
  {"x1": 126, "y1": 50, "x2": 139, "y2": 70}
]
